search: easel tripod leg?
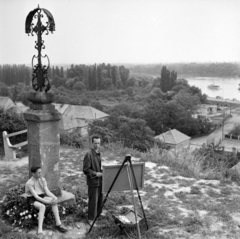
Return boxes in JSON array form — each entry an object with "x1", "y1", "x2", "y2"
[
  {"x1": 127, "y1": 162, "x2": 141, "y2": 239},
  {"x1": 88, "y1": 157, "x2": 129, "y2": 233},
  {"x1": 129, "y1": 160, "x2": 149, "y2": 230}
]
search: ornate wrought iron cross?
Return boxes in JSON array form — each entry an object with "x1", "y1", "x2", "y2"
[{"x1": 25, "y1": 5, "x2": 55, "y2": 92}]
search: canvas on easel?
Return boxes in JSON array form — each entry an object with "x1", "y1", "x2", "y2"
[{"x1": 102, "y1": 162, "x2": 145, "y2": 193}]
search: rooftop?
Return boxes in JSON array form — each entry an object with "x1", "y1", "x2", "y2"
[{"x1": 155, "y1": 129, "x2": 190, "y2": 145}]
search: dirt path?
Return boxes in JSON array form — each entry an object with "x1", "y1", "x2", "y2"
[{"x1": 0, "y1": 156, "x2": 28, "y2": 168}]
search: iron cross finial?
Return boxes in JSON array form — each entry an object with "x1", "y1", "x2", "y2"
[{"x1": 25, "y1": 6, "x2": 55, "y2": 92}]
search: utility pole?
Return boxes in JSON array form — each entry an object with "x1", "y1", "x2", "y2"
[{"x1": 222, "y1": 110, "x2": 225, "y2": 142}]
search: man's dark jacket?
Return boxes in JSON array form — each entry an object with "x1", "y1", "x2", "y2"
[{"x1": 83, "y1": 148, "x2": 102, "y2": 187}]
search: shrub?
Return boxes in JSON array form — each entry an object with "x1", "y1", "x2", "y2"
[
  {"x1": 0, "y1": 185, "x2": 77, "y2": 229},
  {"x1": 1, "y1": 185, "x2": 39, "y2": 228},
  {"x1": 0, "y1": 109, "x2": 27, "y2": 146},
  {"x1": 229, "y1": 125, "x2": 240, "y2": 136},
  {"x1": 60, "y1": 131, "x2": 87, "y2": 148},
  {"x1": 73, "y1": 189, "x2": 88, "y2": 219}
]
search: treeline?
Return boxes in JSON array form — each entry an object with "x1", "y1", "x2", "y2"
[
  {"x1": 0, "y1": 64, "x2": 213, "y2": 147},
  {"x1": 51, "y1": 64, "x2": 130, "y2": 91},
  {"x1": 0, "y1": 64, "x2": 130, "y2": 92},
  {"x1": 0, "y1": 65, "x2": 31, "y2": 86},
  {"x1": 129, "y1": 62, "x2": 240, "y2": 78},
  {"x1": 88, "y1": 65, "x2": 210, "y2": 150}
]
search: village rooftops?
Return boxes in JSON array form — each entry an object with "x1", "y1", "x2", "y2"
[
  {"x1": 53, "y1": 103, "x2": 109, "y2": 120},
  {"x1": 155, "y1": 129, "x2": 190, "y2": 145},
  {"x1": 0, "y1": 97, "x2": 15, "y2": 111},
  {"x1": 53, "y1": 103, "x2": 109, "y2": 132}
]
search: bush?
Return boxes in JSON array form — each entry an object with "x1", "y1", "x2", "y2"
[
  {"x1": 60, "y1": 131, "x2": 87, "y2": 148},
  {"x1": 229, "y1": 125, "x2": 240, "y2": 136},
  {"x1": 0, "y1": 109, "x2": 27, "y2": 146},
  {"x1": 0, "y1": 185, "x2": 76, "y2": 229},
  {"x1": 1, "y1": 185, "x2": 39, "y2": 228}
]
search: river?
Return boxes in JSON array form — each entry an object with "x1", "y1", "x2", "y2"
[{"x1": 186, "y1": 77, "x2": 240, "y2": 101}]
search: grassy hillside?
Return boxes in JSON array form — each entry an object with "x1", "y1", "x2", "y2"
[{"x1": 1, "y1": 145, "x2": 240, "y2": 238}]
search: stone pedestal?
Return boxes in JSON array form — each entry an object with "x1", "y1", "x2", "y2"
[{"x1": 23, "y1": 92, "x2": 62, "y2": 196}]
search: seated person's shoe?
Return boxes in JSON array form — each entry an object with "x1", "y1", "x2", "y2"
[
  {"x1": 55, "y1": 224, "x2": 68, "y2": 233},
  {"x1": 37, "y1": 232, "x2": 44, "y2": 239}
]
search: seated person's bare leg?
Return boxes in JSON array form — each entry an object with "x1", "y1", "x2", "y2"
[
  {"x1": 43, "y1": 196, "x2": 61, "y2": 226},
  {"x1": 33, "y1": 201, "x2": 46, "y2": 234}
]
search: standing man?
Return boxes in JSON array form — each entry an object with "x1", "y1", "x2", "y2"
[{"x1": 83, "y1": 135, "x2": 103, "y2": 225}]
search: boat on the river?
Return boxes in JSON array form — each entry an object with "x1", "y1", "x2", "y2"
[{"x1": 208, "y1": 83, "x2": 220, "y2": 90}]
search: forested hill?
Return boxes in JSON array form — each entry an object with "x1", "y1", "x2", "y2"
[{"x1": 128, "y1": 62, "x2": 240, "y2": 78}]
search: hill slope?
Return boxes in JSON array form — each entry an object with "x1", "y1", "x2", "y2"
[{"x1": 1, "y1": 147, "x2": 240, "y2": 238}]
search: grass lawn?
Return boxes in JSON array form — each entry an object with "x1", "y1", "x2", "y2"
[{"x1": 1, "y1": 145, "x2": 240, "y2": 238}]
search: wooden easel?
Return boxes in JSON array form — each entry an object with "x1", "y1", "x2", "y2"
[{"x1": 88, "y1": 155, "x2": 148, "y2": 239}]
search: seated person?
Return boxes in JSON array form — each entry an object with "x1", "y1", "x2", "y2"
[{"x1": 25, "y1": 165, "x2": 68, "y2": 237}]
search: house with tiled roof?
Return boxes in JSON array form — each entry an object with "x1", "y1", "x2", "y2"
[
  {"x1": 155, "y1": 129, "x2": 191, "y2": 150},
  {"x1": 0, "y1": 97, "x2": 15, "y2": 111},
  {"x1": 53, "y1": 103, "x2": 109, "y2": 136},
  {"x1": 0, "y1": 97, "x2": 29, "y2": 114}
]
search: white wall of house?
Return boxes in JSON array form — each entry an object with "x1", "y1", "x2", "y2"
[
  {"x1": 76, "y1": 126, "x2": 88, "y2": 136},
  {"x1": 175, "y1": 139, "x2": 190, "y2": 150}
]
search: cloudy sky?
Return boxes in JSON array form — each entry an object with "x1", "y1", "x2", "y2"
[{"x1": 0, "y1": 0, "x2": 240, "y2": 65}]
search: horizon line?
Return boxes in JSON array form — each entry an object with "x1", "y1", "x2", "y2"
[{"x1": 0, "y1": 61, "x2": 240, "y2": 66}]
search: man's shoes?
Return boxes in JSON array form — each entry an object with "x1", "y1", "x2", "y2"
[{"x1": 55, "y1": 224, "x2": 68, "y2": 233}]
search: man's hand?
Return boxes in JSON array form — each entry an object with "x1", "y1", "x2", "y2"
[{"x1": 96, "y1": 172, "x2": 103, "y2": 177}]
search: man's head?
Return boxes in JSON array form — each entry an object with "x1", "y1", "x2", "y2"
[
  {"x1": 91, "y1": 135, "x2": 101, "y2": 152},
  {"x1": 31, "y1": 165, "x2": 42, "y2": 179}
]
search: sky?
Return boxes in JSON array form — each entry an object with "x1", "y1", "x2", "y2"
[{"x1": 0, "y1": 0, "x2": 240, "y2": 65}]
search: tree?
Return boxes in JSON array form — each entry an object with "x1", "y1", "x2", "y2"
[
  {"x1": 125, "y1": 87, "x2": 134, "y2": 97},
  {"x1": 10, "y1": 85, "x2": 19, "y2": 102},
  {"x1": 160, "y1": 66, "x2": 177, "y2": 93},
  {"x1": 0, "y1": 109, "x2": 27, "y2": 146},
  {"x1": 111, "y1": 66, "x2": 118, "y2": 87},
  {"x1": 160, "y1": 66, "x2": 170, "y2": 93},
  {"x1": 55, "y1": 66, "x2": 60, "y2": 77},
  {"x1": 51, "y1": 75, "x2": 65, "y2": 88},
  {"x1": 111, "y1": 103, "x2": 133, "y2": 118},
  {"x1": 117, "y1": 117, "x2": 154, "y2": 151},
  {"x1": 89, "y1": 119, "x2": 114, "y2": 144},
  {"x1": 119, "y1": 66, "x2": 129, "y2": 87},
  {"x1": 147, "y1": 87, "x2": 164, "y2": 102},
  {"x1": 126, "y1": 77, "x2": 136, "y2": 87},
  {"x1": 171, "y1": 90, "x2": 200, "y2": 111},
  {"x1": 65, "y1": 78, "x2": 76, "y2": 90},
  {"x1": 143, "y1": 99, "x2": 165, "y2": 135},
  {"x1": 74, "y1": 81, "x2": 85, "y2": 92},
  {"x1": 101, "y1": 78, "x2": 112, "y2": 90},
  {"x1": 91, "y1": 101, "x2": 104, "y2": 111},
  {"x1": 144, "y1": 99, "x2": 192, "y2": 135},
  {"x1": 97, "y1": 65, "x2": 103, "y2": 90},
  {"x1": 188, "y1": 85, "x2": 208, "y2": 103},
  {"x1": 60, "y1": 67, "x2": 64, "y2": 78},
  {"x1": 0, "y1": 83, "x2": 9, "y2": 96}
]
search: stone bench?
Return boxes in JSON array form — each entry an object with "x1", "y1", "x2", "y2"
[{"x1": 2, "y1": 130, "x2": 28, "y2": 160}]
